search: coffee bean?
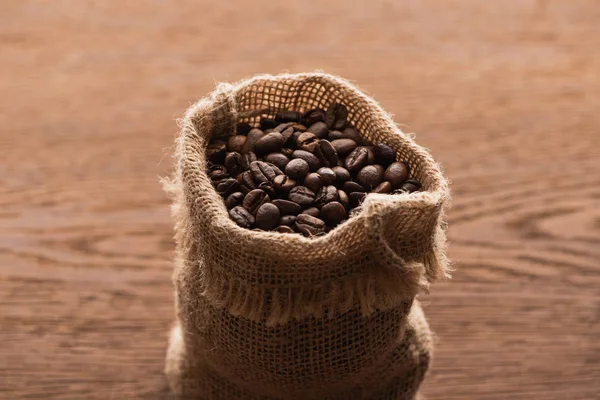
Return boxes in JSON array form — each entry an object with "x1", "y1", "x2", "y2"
[
  {"x1": 314, "y1": 139, "x2": 339, "y2": 167},
  {"x1": 224, "y1": 152, "x2": 242, "y2": 176},
  {"x1": 385, "y1": 162, "x2": 409, "y2": 189},
  {"x1": 273, "y1": 175, "x2": 296, "y2": 193},
  {"x1": 272, "y1": 199, "x2": 302, "y2": 215},
  {"x1": 238, "y1": 170, "x2": 258, "y2": 191},
  {"x1": 356, "y1": 165, "x2": 385, "y2": 190},
  {"x1": 295, "y1": 214, "x2": 326, "y2": 236},
  {"x1": 302, "y1": 207, "x2": 320, "y2": 218},
  {"x1": 291, "y1": 123, "x2": 307, "y2": 132},
  {"x1": 216, "y1": 178, "x2": 239, "y2": 196},
  {"x1": 304, "y1": 172, "x2": 324, "y2": 193},
  {"x1": 315, "y1": 185, "x2": 338, "y2": 207},
  {"x1": 327, "y1": 130, "x2": 344, "y2": 141},
  {"x1": 279, "y1": 215, "x2": 296, "y2": 226},
  {"x1": 281, "y1": 126, "x2": 295, "y2": 146},
  {"x1": 274, "y1": 225, "x2": 294, "y2": 233},
  {"x1": 332, "y1": 166, "x2": 351, "y2": 183},
  {"x1": 349, "y1": 192, "x2": 367, "y2": 208},
  {"x1": 307, "y1": 121, "x2": 329, "y2": 139},
  {"x1": 227, "y1": 135, "x2": 247, "y2": 153},
  {"x1": 345, "y1": 147, "x2": 370, "y2": 172},
  {"x1": 264, "y1": 152, "x2": 290, "y2": 171},
  {"x1": 236, "y1": 122, "x2": 252, "y2": 135},
  {"x1": 281, "y1": 147, "x2": 294, "y2": 158},
  {"x1": 316, "y1": 167, "x2": 336, "y2": 185},
  {"x1": 373, "y1": 143, "x2": 396, "y2": 167},
  {"x1": 242, "y1": 189, "x2": 270, "y2": 215},
  {"x1": 372, "y1": 181, "x2": 392, "y2": 194},
  {"x1": 241, "y1": 128, "x2": 264, "y2": 154},
  {"x1": 331, "y1": 139, "x2": 357, "y2": 157},
  {"x1": 288, "y1": 186, "x2": 315, "y2": 206},
  {"x1": 208, "y1": 164, "x2": 229, "y2": 181},
  {"x1": 341, "y1": 127, "x2": 363, "y2": 144},
  {"x1": 337, "y1": 190, "x2": 349, "y2": 209},
  {"x1": 343, "y1": 181, "x2": 365, "y2": 193},
  {"x1": 285, "y1": 158, "x2": 310, "y2": 180},
  {"x1": 303, "y1": 108, "x2": 326, "y2": 126},
  {"x1": 258, "y1": 181, "x2": 275, "y2": 197},
  {"x1": 275, "y1": 110, "x2": 302, "y2": 123},
  {"x1": 274, "y1": 123, "x2": 293, "y2": 133},
  {"x1": 240, "y1": 151, "x2": 257, "y2": 170},
  {"x1": 296, "y1": 131, "x2": 319, "y2": 152},
  {"x1": 325, "y1": 103, "x2": 348, "y2": 130},
  {"x1": 320, "y1": 201, "x2": 347, "y2": 226},
  {"x1": 229, "y1": 206, "x2": 255, "y2": 228},
  {"x1": 364, "y1": 146, "x2": 376, "y2": 164},
  {"x1": 255, "y1": 132, "x2": 284, "y2": 155},
  {"x1": 292, "y1": 150, "x2": 320, "y2": 171},
  {"x1": 405, "y1": 179, "x2": 422, "y2": 189},
  {"x1": 396, "y1": 179, "x2": 422, "y2": 194},
  {"x1": 206, "y1": 141, "x2": 227, "y2": 164},
  {"x1": 225, "y1": 192, "x2": 244, "y2": 209},
  {"x1": 250, "y1": 161, "x2": 280, "y2": 184},
  {"x1": 260, "y1": 118, "x2": 278, "y2": 130},
  {"x1": 256, "y1": 203, "x2": 280, "y2": 230}
]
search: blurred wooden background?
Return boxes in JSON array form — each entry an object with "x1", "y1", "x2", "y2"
[{"x1": 1, "y1": 1, "x2": 599, "y2": 399}]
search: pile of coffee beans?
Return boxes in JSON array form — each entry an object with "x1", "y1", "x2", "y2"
[{"x1": 207, "y1": 103, "x2": 422, "y2": 237}]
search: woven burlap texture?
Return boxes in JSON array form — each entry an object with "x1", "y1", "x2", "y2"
[{"x1": 165, "y1": 72, "x2": 450, "y2": 400}]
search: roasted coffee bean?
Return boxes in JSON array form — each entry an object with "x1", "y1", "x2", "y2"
[
  {"x1": 373, "y1": 143, "x2": 395, "y2": 167},
  {"x1": 356, "y1": 165, "x2": 385, "y2": 190},
  {"x1": 229, "y1": 206, "x2": 255, "y2": 228},
  {"x1": 236, "y1": 122, "x2": 252, "y2": 135},
  {"x1": 275, "y1": 225, "x2": 295, "y2": 234},
  {"x1": 256, "y1": 203, "x2": 280, "y2": 230},
  {"x1": 292, "y1": 150, "x2": 320, "y2": 171},
  {"x1": 405, "y1": 179, "x2": 422, "y2": 189},
  {"x1": 206, "y1": 141, "x2": 227, "y2": 164},
  {"x1": 242, "y1": 189, "x2": 270, "y2": 215},
  {"x1": 208, "y1": 164, "x2": 229, "y2": 181},
  {"x1": 224, "y1": 152, "x2": 242, "y2": 176},
  {"x1": 296, "y1": 131, "x2": 319, "y2": 152},
  {"x1": 239, "y1": 151, "x2": 257, "y2": 170},
  {"x1": 272, "y1": 199, "x2": 302, "y2": 215},
  {"x1": 325, "y1": 103, "x2": 348, "y2": 130},
  {"x1": 258, "y1": 181, "x2": 276, "y2": 197},
  {"x1": 337, "y1": 190, "x2": 349, "y2": 209},
  {"x1": 341, "y1": 127, "x2": 363, "y2": 144},
  {"x1": 327, "y1": 130, "x2": 344, "y2": 141},
  {"x1": 314, "y1": 139, "x2": 339, "y2": 167},
  {"x1": 273, "y1": 175, "x2": 296, "y2": 193},
  {"x1": 216, "y1": 178, "x2": 239, "y2": 196},
  {"x1": 320, "y1": 201, "x2": 347, "y2": 226},
  {"x1": 250, "y1": 161, "x2": 281, "y2": 184},
  {"x1": 316, "y1": 167, "x2": 336, "y2": 185},
  {"x1": 304, "y1": 172, "x2": 324, "y2": 193},
  {"x1": 291, "y1": 123, "x2": 307, "y2": 132},
  {"x1": 275, "y1": 110, "x2": 302, "y2": 123},
  {"x1": 260, "y1": 118, "x2": 278, "y2": 130},
  {"x1": 227, "y1": 135, "x2": 247, "y2": 153},
  {"x1": 332, "y1": 166, "x2": 351, "y2": 183},
  {"x1": 385, "y1": 162, "x2": 410, "y2": 189},
  {"x1": 307, "y1": 121, "x2": 329, "y2": 139},
  {"x1": 241, "y1": 128, "x2": 264, "y2": 154},
  {"x1": 295, "y1": 214, "x2": 326, "y2": 236},
  {"x1": 279, "y1": 215, "x2": 296, "y2": 226},
  {"x1": 288, "y1": 186, "x2": 315, "y2": 206},
  {"x1": 331, "y1": 138, "x2": 357, "y2": 157},
  {"x1": 225, "y1": 192, "x2": 244, "y2": 209},
  {"x1": 285, "y1": 158, "x2": 310, "y2": 180},
  {"x1": 281, "y1": 126, "x2": 295, "y2": 145},
  {"x1": 372, "y1": 181, "x2": 392, "y2": 194},
  {"x1": 303, "y1": 108, "x2": 326, "y2": 126},
  {"x1": 274, "y1": 123, "x2": 293, "y2": 133},
  {"x1": 281, "y1": 147, "x2": 295, "y2": 158},
  {"x1": 343, "y1": 181, "x2": 366, "y2": 193},
  {"x1": 239, "y1": 170, "x2": 258, "y2": 191},
  {"x1": 255, "y1": 131, "x2": 284, "y2": 155},
  {"x1": 364, "y1": 146, "x2": 376, "y2": 164},
  {"x1": 264, "y1": 152, "x2": 289, "y2": 171},
  {"x1": 315, "y1": 185, "x2": 338, "y2": 207},
  {"x1": 345, "y1": 146, "x2": 371, "y2": 172},
  {"x1": 349, "y1": 192, "x2": 367, "y2": 208},
  {"x1": 302, "y1": 207, "x2": 320, "y2": 218},
  {"x1": 396, "y1": 179, "x2": 422, "y2": 193}
]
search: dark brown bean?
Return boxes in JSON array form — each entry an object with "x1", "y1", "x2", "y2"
[
  {"x1": 316, "y1": 167, "x2": 336, "y2": 185},
  {"x1": 349, "y1": 192, "x2": 367, "y2": 208},
  {"x1": 304, "y1": 172, "x2": 324, "y2": 193},
  {"x1": 373, "y1": 143, "x2": 396, "y2": 167},
  {"x1": 225, "y1": 192, "x2": 244, "y2": 209},
  {"x1": 395, "y1": 179, "x2": 422, "y2": 193},
  {"x1": 258, "y1": 181, "x2": 275, "y2": 197},
  {"x1": 227, "y1": 135, "x2": 247, "y2": 153},
  {"x1": 288, "y1": 186, "x2": 315, "y2": 206},
  {"x1": 216, "y1": 178, "x2": 239, "y2": 196},
  {"x1": 281, "y1": 126, "x2": 295, "y2": 145},
  {"x1": 275, "y1": 110, "x2": 302, "y2": 123},
  {"x1": 385, "y1": 162, "x2": 410, "y2": 189},
  {"x1": 292, "y1": 150, "x2": 320, "y2": 171},
  {"x1": 345, "y1": 147, "x2": 370, "y2": 172},
  {"x1": 208, "y1": 164, "x2": 228, "y2": 181},
  {"x1": 337, "y1": 190, "x2": 349, "y2": 209},
  {"x1": 273, "y1": 175, "x2": 296, "y2": 193},
  {"x1": 260, "y1": 118, "x2": 278, "y2": 130},
  {"x1": 279, "y1": 215, "x2": 296, "y2": 226},
  {"x1": 206, "y1": 141, "x2": 227, "y2": 164},
  {"x1": 272, "y1": 199, "x2": 302, "y2": 215},
  {"x1": 256, "y1": 203, "x2": 280, "y2": 230},
  {"x1": 364, "y1": 146, "x2": 376, "y2": 164},
  {"x1": 236, "y1": 122, "x2": 252, "y2": 135},
  {"x1": 307, "y1": 121, "x2": 329, "y2": 139},
  {"x1": 343, "y1": 181, "x2": 366, "y2": 193},
  {"x1": 296, "y1": 131, "x2": 319, "y2": 152},
  {"x1": 302, "y1": 207, "x2": 320, "y2": 218},
  {"x1": 372, "y1": 181, "x2": 392, "y2": 194},
  {"x1": 238, "y1": 170, "x2": 257, "y2": 191},
  {"x1": 291, "y1": 123, "x2": 307, "y2": 132},
  {"x1": 320, "y1": 201, "x2": 347, "y2": 226},
  {"x1": 285, "y1": 158, "x2": 310, "y2": 180},
  {"x1": 332, "y1": 166, "x2": 351, "y2": 183},
  {"x1": 239, "y1": 151, "x2": 257, "y2": 170},
  {"x1": 274, "y1": 123, "x2": 293, "y2": 133},
  {"x1": 255, "y1": 132, "x2": 284, "y2": 155},
  {"x1": 303, "y1": 108, "x2": 326, "y2": 126},
  {"x1": 315, "y1": 185, "x2": 338, "y2": 207},
  {"x1": 281, "y1": 147, "x2": 295, "y2": 158},
  {"x1": 242, "y1": 189, "x2": 270, "y2": 215},
  {"x1": 327, "y1": 130, "x2": 344, "y2": 141},
  {"x1": 264, "y1": 152, "x2": 290, "y2": 171},
  {"x1": 356, "y1": 165, "x2": 385, "y2": 190},
  {"x1": 325, "y1": 103, "x2": 348, "y2": 130},
  {"x1": 295, "y1": 214, "x2": 326, "y2": 236},
  {"x1": 314, "y1": 139, "x2": 339, "y2": 167},
  {"x1": 224, "y1": 152, "x2": 242, "y2": 176},
  {"x1": 229, "y1": 206, "x2": 255, "y2": 228},
  {"x1": 250, "y1": 161, "x2": 280, "y2": 184},
  {"x1": 341, "y1": 127, "x2": 363, "y2": 144},
  {"x1": 274, "y1": 225, "x2": 295, "y2": 234},
  {"x1": 241, "y1": 128, "x2": 264, "y2": 154},
  {"x1": 331, "y1": 138, "x2": 357, "y2": 157}
]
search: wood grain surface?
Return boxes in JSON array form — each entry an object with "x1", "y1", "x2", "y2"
[{"x1": 1, "y1": 1, "x2": 599, "y2": 399}]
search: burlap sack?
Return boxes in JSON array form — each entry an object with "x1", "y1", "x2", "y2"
[{"x1": 164, "y1": 72, "x2": 450, "y2": 400}]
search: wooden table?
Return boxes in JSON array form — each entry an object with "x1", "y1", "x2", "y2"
[{"x1": 1, "y1": 1, "x2": 599, "y2": 398}]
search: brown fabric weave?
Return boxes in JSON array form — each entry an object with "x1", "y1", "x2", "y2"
[{"x1": 164, "y1": 72, "x2": 450, "y2": 399}]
